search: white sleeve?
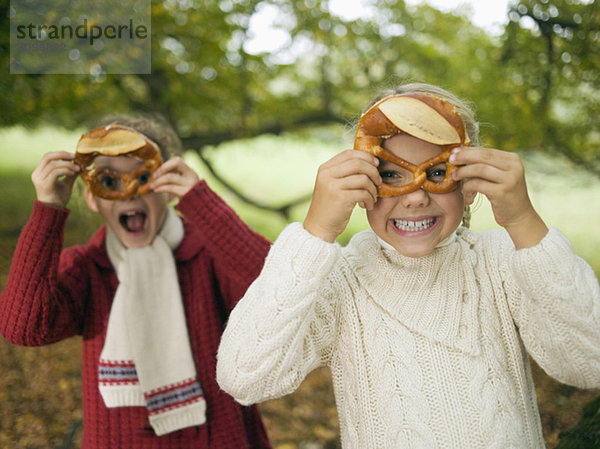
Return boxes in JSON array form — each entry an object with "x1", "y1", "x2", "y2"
[
  {"x1": 507, "y1": 227, "x2": 600, "y2": 389},
  {"x1": 216, "y1": 222, "x2": 342, "y2": 405}
]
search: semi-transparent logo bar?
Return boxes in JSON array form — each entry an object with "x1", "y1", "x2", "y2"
[{"x1": 10, "y1": 0, "x2": 151, "y2": 74}]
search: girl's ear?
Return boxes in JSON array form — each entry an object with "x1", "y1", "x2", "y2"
[{"x1": 84, "y1": 188, "x2": 100, "y2": 213}]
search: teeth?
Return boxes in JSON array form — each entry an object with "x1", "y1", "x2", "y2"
[{"x1": 393, "y1": 218, "x2": 435, "y2": 232}]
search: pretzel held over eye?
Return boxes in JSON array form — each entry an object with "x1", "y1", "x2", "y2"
[
  {"x1": 354, "y1": 92, "x2": 470, "y2": 197},
  {"x1": 74, "y1": 124, "x2": 163, "y2": 200}
]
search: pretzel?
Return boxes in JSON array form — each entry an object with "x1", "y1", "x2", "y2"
[
  {"x1": 74, "y1": 124, "x2": 163, "y2": 200},
  {"x1": 354, "y1": 92, "x2": 470, "y2": 197}
]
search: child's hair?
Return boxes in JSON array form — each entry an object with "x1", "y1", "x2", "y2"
[
  {"x1": 95, "y1": 113, "x2": 183, "y2": 160},
  {"x1": 367, "y1": 82, "x2": 479, "y2": 228}
]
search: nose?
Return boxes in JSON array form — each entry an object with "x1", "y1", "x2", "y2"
[{"x1": 401, "y1": 187, "x2": 430, "y2": 208}]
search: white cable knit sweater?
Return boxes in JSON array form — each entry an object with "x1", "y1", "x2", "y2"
[{"x1": 217, "y1": 223, "x2": 600, "y2": 449}]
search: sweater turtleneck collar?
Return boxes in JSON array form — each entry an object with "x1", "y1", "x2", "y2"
[
  {"x1": 344, "y1": 227, "x2": 482, "y2": 355},
  {"x1": 376, "y1": 230, "x2": 457, "y2": 253}
]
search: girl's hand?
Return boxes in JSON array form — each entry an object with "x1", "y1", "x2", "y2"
[
  {"x1": 304, "y1": 150, "x2": 381, "y2": 243},
  {"x1": 150, "y1": 156, "x2": 200, "y2": 198},
  {"x1": 450, "y1": 146, "x2": 548, "y2": 248},
  {"x1": 31, "y1": 151, "x2": 80, "y2": 209}
]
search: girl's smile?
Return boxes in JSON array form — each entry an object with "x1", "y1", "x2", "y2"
[{"x1": 389, "y1": 215, "x2": 440, "y2": 234}]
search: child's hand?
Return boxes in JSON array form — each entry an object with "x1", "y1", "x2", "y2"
[
  {"x1": 450, "y1": 146, "x2": 548, "y2": 248},
  {"x1": 150, "y1": 157, "x2": 200, "y2": 198},
  {"x1": 304, "y1": 150, "x2": 381, "y2": 243},
  {"x1": 31, "y1": 151, "x2": 80, "y2": 208}
]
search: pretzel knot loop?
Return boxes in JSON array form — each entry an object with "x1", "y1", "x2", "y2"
[{"x1": 354, "y1": 92, "x2": 470, "y2": 197}]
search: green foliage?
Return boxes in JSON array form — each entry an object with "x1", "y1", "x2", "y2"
[
  {"x1": 2, "y1": 0, "x2": 598, "y2": 181},
  {"x1": 2, "y1": 0, "x2": 599, "y2": 180},
  {"x1": 500, "y1": 0, "x2": 600, "y2": 170}
]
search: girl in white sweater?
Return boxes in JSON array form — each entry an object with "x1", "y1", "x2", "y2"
[{"x1": 216, "y1": 83, "x2": 600, "y2": 448}]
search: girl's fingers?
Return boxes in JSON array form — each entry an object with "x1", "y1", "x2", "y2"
[
  {"x1": 312, "y1": 150, "x2": 382, "y2": 212},
  {"x1": 150, "y1": 164, "x2": 199, "y2": 199},
  {"x1": 56, "y1": 172, "x2": 80, "y2": 190},
  {"x1": 152, "y1": 157, "x2": 193, "y2": 178},
  {"x1": 357, "y1": 191, "x2": 377, "y2": 210},
  {"x1": 33, "y1": 160, "x2": 80, "y2": 185},
  {"x1": 334, "y1": 160, "x2": 382, "y2": 186},
  {"x1": 35, "y1": 151, "x2": 69, "y2": 169},
  {"x1": 335, "y1": 187, "x2": 377, "y2": 210},
  {"x1": 322, "y1": 150, "x2": 380, "y2": 177},
  {"x1": 305, "y1": 151, "x2": 380, "y2": 242},
  {"x1": 40, "y1": 151, "x2": 76, "y2": 163},
  {"x1": 151, "y1": 171, "x2": 197, "y2": 190},
  {"x1": 153, "y1": 158, "x2": 180, "y2": 178},
  {"x1": 322, "y1": 149, "x2": 379, "y2": 168},
  {"x1": 151, "y1": 172, "x2": 184, "y2": 186},
  {"x1": 460, "y1": 178, "x2": 500, "y2": 198},
  {"x1": 323, "y1": 155, "x2": 381, "y2": 188},
  {"x1": 357, "y1": 188, "x2": 378, "y2": 209},
  {"x1": 36, "y1": 151, "x2": 76, "y2": 173},
  {"x1": 335, "y1": 174, "x2": 379, "y2": 202},
  {"x1": 151, "y1": 179, "x2": 184, "y2": 194},
  {"x1": 49, "y1": 159, "x2": 80, "y2": 174},
  {"x1": 452, "y1": 163, "x2": 506, "y2": 184},
  {"x1": 450, "y1": 147, "x2": 525, "y2": 194},
  {"x1": 153, "y1": 184, "x2": 188, "y2": 198},
  {"x1": 152, "y1": 158, "x2": 199, "y2": 184},
  {"x1": 450, "y1": 146, "x2": 520, "y2": 170}
]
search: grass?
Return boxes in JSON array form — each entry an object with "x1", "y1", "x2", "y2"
[
  {"x1": 0, "y1": 126, "x2": 87, "y2": 170},
  {"x1": 0, "y1": 125, "x2": 599, "y2": 449}
]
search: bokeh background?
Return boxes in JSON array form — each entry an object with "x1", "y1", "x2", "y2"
[{"x1": 1, "y1": 0, "x2": 599, "y2": 448}]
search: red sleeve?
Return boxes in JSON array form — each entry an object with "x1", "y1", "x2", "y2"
[
  {"x1": 176, "y1": 181, "x2": 271, "y2": 313},
  {"x1": 0, "y1": 201, "x2": 88, "y2": 346}
]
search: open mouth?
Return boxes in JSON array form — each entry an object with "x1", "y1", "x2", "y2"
[
  {"x1": 119, "y1": 210, "x2": 147, "y2": 234},
  {"x1": 392, "y1": 217, "x2": 436, "y2": 232}
]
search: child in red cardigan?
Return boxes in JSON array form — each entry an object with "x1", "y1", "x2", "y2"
[{"x1": 0, "y1": 115, "x2": 272, "y2": 449}]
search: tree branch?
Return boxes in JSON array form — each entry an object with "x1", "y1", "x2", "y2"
[
  {"x1": 180, "y1": 111, "x2": 348, "y2": 149},
  {"x1": 196, "y1": 151, "x2": 313, "y2": 220}
]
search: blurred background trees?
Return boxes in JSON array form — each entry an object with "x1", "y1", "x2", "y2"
[
  {"x1": 2, "y1": 0, "x2": 599, "y2": 182},
  {"x1": 1, "y1": 0, "x2": 599, "y2": 448}
]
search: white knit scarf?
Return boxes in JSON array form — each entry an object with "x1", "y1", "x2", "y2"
[{"x1": 100, "y1": 207, "x2": 206, "y2": 436}]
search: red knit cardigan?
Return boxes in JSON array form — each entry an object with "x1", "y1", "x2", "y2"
[{"x1": 0, "y1": 181, "x2": 272, "y2": 449}]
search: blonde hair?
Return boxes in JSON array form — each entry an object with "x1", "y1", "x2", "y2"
[{"x1": 367, "y1": 82, "x2": 479, "y2": 228}]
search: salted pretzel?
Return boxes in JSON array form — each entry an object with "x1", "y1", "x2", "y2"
[
  {"x1": 75, "y1": 124, "x2": 163, "y2": 200},
  {"x1": 354, "y1": 92, "x2": 470, "y2": 197}
]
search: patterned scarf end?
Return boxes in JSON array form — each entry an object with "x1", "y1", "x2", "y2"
[{"x1": 148, "y1": 399, "x2": 207, "y2": 436}]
